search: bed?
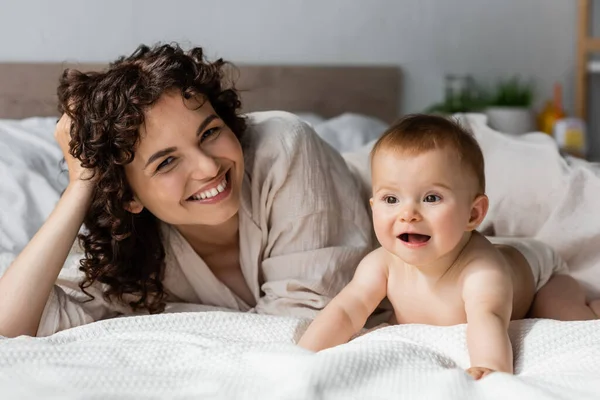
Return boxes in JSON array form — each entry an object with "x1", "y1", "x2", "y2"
[{"x1": 1, "y1": 63, "x2": 600, "y2": 400}]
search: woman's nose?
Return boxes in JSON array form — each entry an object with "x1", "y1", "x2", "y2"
[{"x1": 189, "y1": 149, "x2": 220, "y2": 180}]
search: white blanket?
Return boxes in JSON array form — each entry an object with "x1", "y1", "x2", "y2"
[{"x1": 1, "y1": 310, "x2": 599, "y2": 399}]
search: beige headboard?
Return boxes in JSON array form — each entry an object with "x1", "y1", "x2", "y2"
[{"x1": 0, "y1": 63, "x2": 401, "y2": 122}]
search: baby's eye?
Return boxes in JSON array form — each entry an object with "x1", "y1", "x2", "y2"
[
  {"x1": 423, "y1": 194, "x2": 441, "y2": 203},
  {"x1": 384, "y1": 196, "x2": 399, "y2": 204}
]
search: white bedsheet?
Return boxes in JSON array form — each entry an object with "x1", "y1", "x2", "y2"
[{"x1": 0, "y1": 309, "x2": 598, "y2": 400}]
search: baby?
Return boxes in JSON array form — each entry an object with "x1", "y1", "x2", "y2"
[{"x1": 298, "y1": 114, "x2": 599, "y2": 380}]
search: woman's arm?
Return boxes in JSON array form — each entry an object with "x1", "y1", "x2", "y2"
[
  {"x1": 0, "y1": 115, "x2": 94, "y2": 337},
  {"x1": 0, "y1": 181, "x2": 93, "y2": 337}
]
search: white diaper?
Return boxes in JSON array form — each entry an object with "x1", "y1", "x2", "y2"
[{"x1": 487, "y1": 237, "x2": 569, "y2": 291}]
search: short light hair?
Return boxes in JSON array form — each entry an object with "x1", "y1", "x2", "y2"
[{"x1": 371, "y1": 114, "x2": 485, "y2": 194}]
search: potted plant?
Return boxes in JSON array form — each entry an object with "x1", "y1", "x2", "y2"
[
  {"x1": 484, "y1": 76, "x2": 535, "y2": 135},
  {"x1": 425, "y1": 91, "x2": 489, "y2": 115},
  {"x1": 426, "y1": 75, "x2": 489, "y2": 115}
]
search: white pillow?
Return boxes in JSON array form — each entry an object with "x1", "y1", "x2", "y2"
[
  {"x1": 0, "y1": 117, "x2": 65, "y2": 253},
  {"x1": 312, "y1": 113, "x2": 388, "y2": 153},
  {"x1": 294, "y1": 112, "x2": 326, "y2": 128}
]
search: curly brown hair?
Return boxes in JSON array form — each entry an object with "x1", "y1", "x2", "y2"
[{"x1": 57, "y1": 43, "x2": 247, "y2": 313}]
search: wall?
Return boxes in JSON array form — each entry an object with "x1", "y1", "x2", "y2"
[{"x1": 0, "y1": 0, "x2": 577, "y2": 118}]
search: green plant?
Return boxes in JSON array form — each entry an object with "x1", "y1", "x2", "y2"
[
  {"x1": 424, "y1": 75, "x2": 535, "y2": 114},
  {"x1": 488, "y1": 76, "x2": 534, "y2": 107},
  {"x1": 425, "y1": 89, "x2": 489, "y2": 114}
]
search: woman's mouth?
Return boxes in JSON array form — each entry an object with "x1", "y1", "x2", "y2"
[{"x1": 187, "y1": 171, "x2": 231, "y2": 202}]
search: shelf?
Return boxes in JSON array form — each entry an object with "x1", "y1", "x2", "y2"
[
  {"x1": 576, "y1": 0, "x2": 592, "y2": 118},
  {"x1": 587, "y1": 38, "x2": 600, "y2": 52}
]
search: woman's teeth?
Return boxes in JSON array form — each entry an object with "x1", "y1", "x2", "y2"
[{"x1": 190, "y1": 177, "x2": 228, "y2": 200}]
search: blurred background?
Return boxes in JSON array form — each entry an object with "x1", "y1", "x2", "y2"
[{"x1": 1, "y1": 0, "x2": 598, "y2": 158}]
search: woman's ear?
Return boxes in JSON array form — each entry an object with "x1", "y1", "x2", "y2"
[
  {"x1": 369, "y1": 198, "x2": 374, "y2": 208},
  {"x1": 466, "y1": 194, "x2": 489, "y2": 231},
  {"x1": 125, "y1": 197, "x2": 144, "y2": 214}
]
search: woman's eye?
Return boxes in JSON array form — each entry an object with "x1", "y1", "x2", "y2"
[
  {"x1": 384, "y1": 196, "x2": 399, "y2": 204},
  {"x1": 424, "y1": 194, "x2": 441, "y2": 203},
  {"x1": 200, "y1": 127, "x2": 222, "y2": 142},
  {"x1": 156, "y1": 156, "x2": 175, "y2": 172}
]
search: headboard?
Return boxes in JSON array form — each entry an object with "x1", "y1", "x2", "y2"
[{"x1": 0, "y1": 63, "x2": 401, "y2": 122}]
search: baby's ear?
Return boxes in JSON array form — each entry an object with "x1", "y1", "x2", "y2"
[
  {"x1": 369, "y1": 198, "x2": 374, "y2": 208},
  {"x1": 467, "y1": 194, "x2": 488, "y2": 231}
]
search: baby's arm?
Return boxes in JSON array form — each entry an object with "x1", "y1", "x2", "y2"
[
  {"x1": 297, "y1": 251, "x2": 388, "y2": 352},
  {"x1": 462, "y1": 260, "x2": 513, "y2": 379}
]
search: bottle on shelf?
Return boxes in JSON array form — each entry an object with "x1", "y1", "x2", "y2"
[
  {"x1": 537, "y1": 82, "x2": 588, "y2": 158},
  {"x1": 537, "y1": 83, "x2": 566, "y2": 135},
  {"x1": 553, "y1": 117, "x2": 587, "y2": 159}
]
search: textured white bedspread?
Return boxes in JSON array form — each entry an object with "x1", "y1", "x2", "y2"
[{"x1": 1, "y1": 310, "x2": 599, "y2": 400}]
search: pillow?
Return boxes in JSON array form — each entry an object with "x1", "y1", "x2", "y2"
[
  {"x1": 294, "y1": 112, "x2": 326, "y2": 128},
  {"x1": 0, "y1": 117, "x2": 65, "y2": 253},
  {"x1": 312, "y1": 113, "x2": 388, "y2": 153}
]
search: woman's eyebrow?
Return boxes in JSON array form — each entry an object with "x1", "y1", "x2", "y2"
[{"x1": 196, "y1": 114, "x2": 218, "y2": 137}]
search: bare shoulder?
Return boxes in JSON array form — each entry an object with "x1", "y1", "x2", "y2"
[
  {"x1": 459, "y1": 233, "x2": 513, "y2": 299},
  {"x1": 460, "y1": 233, "x2": 509, "y2": 275},
  {"x1": 354, "y1": 247, "x2": 390, "y2": 279},
  {"x1": 342, "y1": 247, "x2": 390, "y2": 305}
]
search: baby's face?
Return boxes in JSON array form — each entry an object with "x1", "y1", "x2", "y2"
[{"x1": 370, "y1": 147, "x2": 479, "y2": 266}]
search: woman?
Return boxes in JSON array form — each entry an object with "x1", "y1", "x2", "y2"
[{"x1": 0, "y1": 44, "x2": 373, "y2": 337}]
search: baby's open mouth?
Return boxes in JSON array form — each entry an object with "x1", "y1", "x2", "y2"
[{"x1": 398, "y1": 233, "x2": 431, "y2": 244}]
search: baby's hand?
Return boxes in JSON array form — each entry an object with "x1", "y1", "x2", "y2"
[{"x1": 466, "y1": 367, "x2": 495, "y2": 380}]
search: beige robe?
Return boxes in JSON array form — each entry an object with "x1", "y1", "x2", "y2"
[{"x1": 37, "y1": 111, "x2": 373, "y2": 336}]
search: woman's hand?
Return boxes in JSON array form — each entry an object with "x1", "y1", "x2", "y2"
[{"x1": 55, "y1": 113, "x2": 95, "y2": 184}]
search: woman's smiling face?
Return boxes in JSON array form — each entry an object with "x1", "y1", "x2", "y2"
[{"x1": 124, "y1": 91, "x2": 244, "y2": 228}]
